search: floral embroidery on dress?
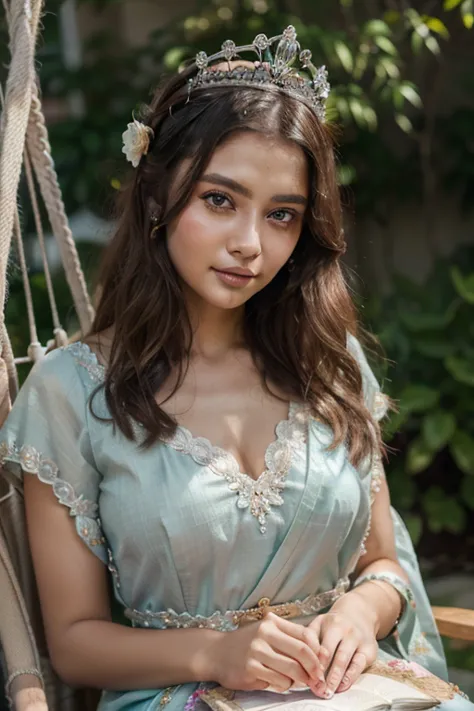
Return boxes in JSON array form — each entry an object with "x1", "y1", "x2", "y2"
[
  {"x1": 164, "y1": 403, "x2": 309, "y2": 533},
  {"x1": 66, "y1": 341, "x2": 105, "y2": 383},
  {"x1": 0, "y1": 442, "x2": 97, "y2": 516},
  {"x1": 0, "y1": 441, "x2": 107, "y2": 563},
  {"x1": 409, "y1": 631, "x2": 435, "y2": 659}
]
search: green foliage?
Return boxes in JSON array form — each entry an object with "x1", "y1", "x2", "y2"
[{"x1": 365, "y1": 246, "x2": 474, "y2": 544}]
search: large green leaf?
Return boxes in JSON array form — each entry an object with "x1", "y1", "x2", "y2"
[
  {"x1": 374, "y1": 36, "x2": 398, "y2": 55},
  {"x1": 364, "y1": 20, "x2": 392, "y2": 36},
  {"x1": 444, "y1": 0, "x2": 463, "y2": 8},
  {"x1": 422, "y1": 487, "x2": 467, "y2": 534},
  {"x1": 422, "y1": 410, "x2": 456, "y2": 451},
  {"x1": 462, "y1": 0, "x2": 474, "y2": 28},
  {"x1": 407, "y1": 437, "x2": 436, "y2": 474},
  {"x1": 399, "y1": 385, "x2": 440, "y2": 413},
  {"x1": 399, "y1": 300, "x2": 460, "y2": 331},
  {"x1": 423, "y1": 16, "x2": 450, "y2": 38},
  {"x1": 451, "y1": 431, "x2": 474, "y2": 474},
  {"x1": 398, "y1": 82, "x2": 422, "y2": 108},
  {"x1": 412, "y1": 337, "x2": 455, "y2": 359},
  {"x1": 451, "y1": 266, "x2": 474, "y2": 304},
  {"x1": 445, "y1": 355, "x2": 474, "y2": 386},
  {"x1": 334, "y1": 40, "x2": 354, "y2": 73}
]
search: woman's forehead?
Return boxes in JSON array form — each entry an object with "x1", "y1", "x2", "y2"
[{"x1": 205, "y1": 132, "x2": 309, "y2": 193}]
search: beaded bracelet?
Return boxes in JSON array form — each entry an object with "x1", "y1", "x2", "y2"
[{"x1": 353, "y1": 572, "x2": 411, "y2": 636}]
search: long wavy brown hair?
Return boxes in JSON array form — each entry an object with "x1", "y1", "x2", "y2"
[{"x1": 90, "y1": 66, "x2": 382, "y2": 466}]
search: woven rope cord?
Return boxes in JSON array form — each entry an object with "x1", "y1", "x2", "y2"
[
  {"x1": 13, "y1": 209, "x2": 39, "y2": 348},
  {"x1": 0, "y1": 0, "x2": 35, "y2": 314},
  {"x1": 23, "y1": 148, "x2": 63, "y2": 332},
  {"x1": 26, "y1": 85, "x2": 95, "y2": 333}
]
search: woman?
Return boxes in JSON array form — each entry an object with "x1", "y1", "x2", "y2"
[{"x1": 0, "y1": 26, "x2": 471, "y2": 711}]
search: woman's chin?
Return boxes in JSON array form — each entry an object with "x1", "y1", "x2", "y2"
[{"x1": 188, "y1": 287, "x2": 252, "y2": 311}]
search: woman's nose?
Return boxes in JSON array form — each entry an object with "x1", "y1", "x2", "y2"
[{"x1": 227, "y1": 216, "x2": 262, "y2": 258}]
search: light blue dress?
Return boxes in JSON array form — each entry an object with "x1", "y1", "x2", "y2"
[{"x1": 0, "y1": 337, "x2": 471, "y2": 711}]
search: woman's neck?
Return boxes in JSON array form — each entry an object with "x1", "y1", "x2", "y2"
[{"x1": 187, "y1": 301, "x2": 247, "y2": 361}]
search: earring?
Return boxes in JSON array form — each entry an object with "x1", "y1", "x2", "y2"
[
  {"x1": 287, "y1": 257, "x2": 295, "y2": 272},
  {"x1": 150, "y1": 210, "x2": 162, "y2": 239},
  {"x1": 150, "y1": 222, "x2": 162, "y2": 239}
]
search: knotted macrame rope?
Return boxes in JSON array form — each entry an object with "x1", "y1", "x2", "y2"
[{"x1": 26, "y1": 84, "x2": 95, "y2": 334}]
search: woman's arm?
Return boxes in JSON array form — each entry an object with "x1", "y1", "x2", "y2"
[
  {"x1": 307, "y1": 463, "x2": 411, "y2": 699},
  {"x1": 348, "y1": 467, "x2": 409, "y2": 639},
  {"x1": 25, "y1": 474, "x2": 223, "y2": 690}
]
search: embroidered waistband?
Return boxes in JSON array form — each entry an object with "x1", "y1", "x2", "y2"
[{"x1": 124, "y1": 577, "x2": 350, "y2": 632}]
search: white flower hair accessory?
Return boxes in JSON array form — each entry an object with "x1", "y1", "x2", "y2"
[{"x1": 122, "y1": 119, "x2": 154, "y2": 168}]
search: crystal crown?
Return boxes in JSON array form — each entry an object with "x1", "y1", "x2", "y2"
[{"x1": 189, "y1": 26, "x2": 330, "y2": 122}]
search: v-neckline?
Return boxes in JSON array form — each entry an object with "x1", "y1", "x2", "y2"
[
  {"x1": 67, "y1": 341, "x2": 308, "y2": 532},
  {"x1": 69, "y1": 340, "x2": 298, "y2": 479},
  {"x1": 164, "y1": 400, "x2": 298, "y2": 484}
]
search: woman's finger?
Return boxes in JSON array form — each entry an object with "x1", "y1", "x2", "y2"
[
  {"x1": 255, "y1": 639, "x2": 311, "y2": 687},
  {"x1": 324, "y1": 638, "x2": 359, "y2": 695},
  {"x1": 271, "y1": 614, "x2": 322, "y2": 655},
  {"x1": 264, "y1": 617, "x2": 323, "y2": 682},
  {"x1": 313, "y1": 617, "x2": 345, "y2": 673},
  {"x1": 251, "y1": 660, "x2": 294, "y2": 693},
  {"x1": 269, "y1": 628, "x2": 325, "y2": 684},
  {"x1": 336, "y1": 651, "x2": 368, "y2": 693}
]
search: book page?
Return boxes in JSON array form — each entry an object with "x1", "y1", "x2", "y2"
[
  {"x1": 356, "y1": 675, "x2": 436, "y2": 703},
  {"x1": 203, "y1": 671, "x2": 440, "y2": 711},
  {"x1": 231, "y1": 687, "x2": 387, "y2": 711}
]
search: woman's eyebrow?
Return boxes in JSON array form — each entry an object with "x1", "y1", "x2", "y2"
[
  {"x1": 200, "y1": 173, "x2": 308, "y2": 206},
  {"x1": 201, "y1": 173, "x2": 252, "y2": 198}
]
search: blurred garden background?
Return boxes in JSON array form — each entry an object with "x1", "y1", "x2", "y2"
[{"x1": 1, "y1": 0, "x2": 474, "y2": 685}]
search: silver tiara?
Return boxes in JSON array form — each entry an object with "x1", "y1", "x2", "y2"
[{"x1": 189, "y1": 26, "x2": 330, "y2": 122}]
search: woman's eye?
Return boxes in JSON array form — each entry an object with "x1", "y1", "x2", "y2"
[
  {"x1": 202, "y1": 192, "x2": 232, "y2": 209},
  {"x1": 270, "y1": 209, "x2": 295, "y2": 224}
]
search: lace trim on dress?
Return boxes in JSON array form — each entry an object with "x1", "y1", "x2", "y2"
[
  {"x1": 360, "y1": 452, "x2": 385, "y2": 556},
  {"x1": 125, "y1": 577, "x2": 350, "y2": 631},
  {"x1": 0, "y1": 441, "x2": 108, "y2": 563},
  {"x1": 164, "y1": 403, "x2": 309, "y2": 534},
  {"x1": 66, "y1": 341, "x2": 105, "y2": 383}
]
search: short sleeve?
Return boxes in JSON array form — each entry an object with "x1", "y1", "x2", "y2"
[
  {"x1": 347, "y1": 332, "x2": 389, "y2": 422},
  {"x1": 0, "y1": 349, "x2": 107, "y2": 564}
]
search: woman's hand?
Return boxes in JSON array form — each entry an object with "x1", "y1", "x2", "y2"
[
  {"x1": 308, "y1": 591, "x2": 379, "y2": 698},
  {"x1": 208, "y1": 612, "x2": 325, "y2": 692}
]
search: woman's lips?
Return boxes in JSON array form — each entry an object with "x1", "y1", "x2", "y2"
[{"x1": 212, "y1": 268, "x2": 255, "y2": 287}]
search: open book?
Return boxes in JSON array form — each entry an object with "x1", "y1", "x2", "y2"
[{"x1": 199, "y1": 661, "x2": 456, "y2": 711}]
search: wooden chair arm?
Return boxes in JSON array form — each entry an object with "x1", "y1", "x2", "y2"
[{"x1": 432, "y1": 606, "x2": 474, "y2": 642}]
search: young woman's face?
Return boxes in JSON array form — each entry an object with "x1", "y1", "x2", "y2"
[{"x1": 166, "y1": 131, "x2": 309, "y2": 311}]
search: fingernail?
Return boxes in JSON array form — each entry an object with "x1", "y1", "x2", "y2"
[{"x1": 312, "y1": 682, "x2": 333, "y2": 699}]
